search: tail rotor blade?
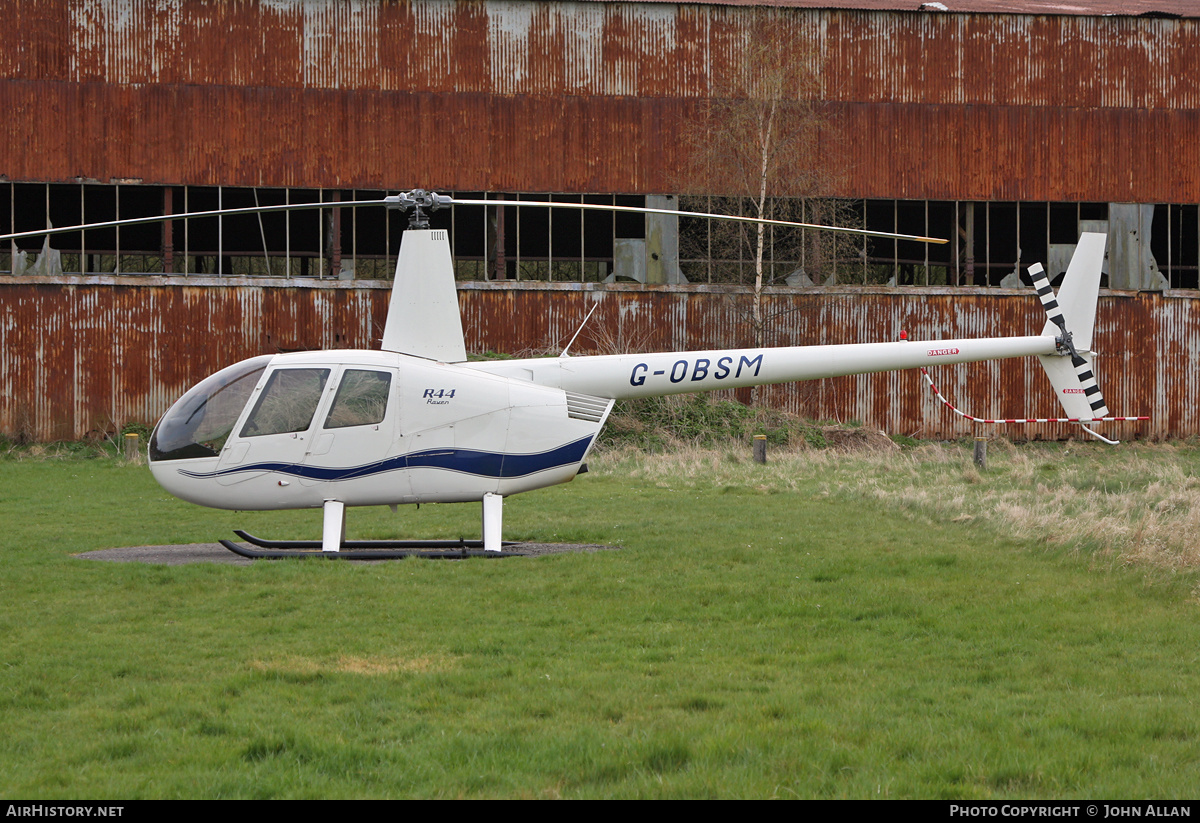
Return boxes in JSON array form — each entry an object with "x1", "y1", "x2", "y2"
[
  {"x1": 1028, "y1": 263, "x2": 1068, "y2": 337},
  {"x1": 1070, "y1": 353, "x2": 1110, "y2": 419}
]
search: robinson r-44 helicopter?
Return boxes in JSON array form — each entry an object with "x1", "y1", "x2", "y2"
[{"x1": 2, "y1": 190, "x2": 1143, "y2": 558}]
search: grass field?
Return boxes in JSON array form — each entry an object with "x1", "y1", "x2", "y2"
[{"x1": 2, "y1": 438, "x2": 1199, "y2": 798}]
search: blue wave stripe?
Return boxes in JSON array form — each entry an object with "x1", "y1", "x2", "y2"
[{"x1": 179, "y1": 436, "x2": 594, "y2": 482}]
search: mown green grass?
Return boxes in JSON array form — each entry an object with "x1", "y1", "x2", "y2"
[{"x1": 2, "y1": 445, "x2": 1199, "y2": 798}]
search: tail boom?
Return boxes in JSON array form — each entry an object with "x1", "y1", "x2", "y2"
[{"x1": 472, "y1": 335, "x2": 1058, "y2": 400}]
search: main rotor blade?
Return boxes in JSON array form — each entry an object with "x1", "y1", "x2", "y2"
[
  {"x1": 449, "y1": 198, "x2": 949, "y2": 245},
  {"x1": 0, "y1": 198, "x2": 391, "y2": 244},
  {"x1": 0, "y1": 191, "x2": 948, "y2": 246}
]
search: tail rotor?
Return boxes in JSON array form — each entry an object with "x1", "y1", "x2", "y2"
[
  {"x1": 1028, "y1": 260, "x2": 1111, "y2": 424},
  {"x1": 921, "y1": 232, "x2": 1147, "y2": 444}
]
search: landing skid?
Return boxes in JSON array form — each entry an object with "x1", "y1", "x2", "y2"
[
  {"x1": 220, "y1": 533, "x2": 522, "y2": 560},
  {"x1": 234, "y1": 529, "x2": 517, "y2": 551},
  {"x1": 221, "y1": 493, "x2": 518, "y2": 559}
]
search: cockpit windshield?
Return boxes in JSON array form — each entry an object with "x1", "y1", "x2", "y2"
[{"x1": 149, "y1": 355, "x2": 273, "y2": 461}]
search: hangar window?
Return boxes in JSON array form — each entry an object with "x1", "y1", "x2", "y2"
[{"x1": 4, "y1": 182, "x2": 1198, "y2": 290}]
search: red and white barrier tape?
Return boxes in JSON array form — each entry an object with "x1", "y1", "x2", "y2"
[{"x1": 919, "y1": 368, "x2": 1149, "y2": 424}]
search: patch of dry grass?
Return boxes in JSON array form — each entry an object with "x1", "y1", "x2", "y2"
[
  {"x1": 591, "y1": 438, "x2": 1200, "y2": 575},
  {"x1": 251, "y1": 654, "x2": 457, "y2": 677}
]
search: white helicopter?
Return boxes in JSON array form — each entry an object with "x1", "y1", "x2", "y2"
[{"x1": 2, "y1": 190, "x2": 1138, "y2": 557}]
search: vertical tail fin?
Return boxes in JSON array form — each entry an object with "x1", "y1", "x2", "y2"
[
  {"x1": 380, "y1": 228, "x2": 467, "y2": 362},
  {"x1": 1037, "y1": 232, "x2": 1106, "y2": 353}
]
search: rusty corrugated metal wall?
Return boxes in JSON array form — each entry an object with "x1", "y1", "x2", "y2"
[
  {"x1": 0, "y1": 277, "x2": 1176, "y2": 442},
  {"x1": 1, "y1": 0, "x2": 1196, "y2": 202},
  {"x1": 0, "y1": 278, "x2": 388, "y2": 440}
]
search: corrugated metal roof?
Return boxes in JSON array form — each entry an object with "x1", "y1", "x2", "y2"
[
  {"x1": 1, "y1": 1, "x2": 1197, "y2": 201},
  {"x1": 588, "y1": 0, "x2": 1200, "y2": 18},
  {"x1": 15, "y1": 1, "x2": 1194, "y2": 103}
]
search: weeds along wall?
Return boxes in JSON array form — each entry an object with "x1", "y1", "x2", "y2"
[{"x1": 0, "y1": 277, "x2": 1175, "y2": 442}]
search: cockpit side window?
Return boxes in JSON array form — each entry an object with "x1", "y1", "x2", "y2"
[
  {"x1": 324, "y1": 369, "x2": 392, "y2": 429},
  {"x1": 239, "y1": 368, "x2": 331, "y2": 437}
]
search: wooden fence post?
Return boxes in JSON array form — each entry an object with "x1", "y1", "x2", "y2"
[
  {"x1": 973, "y1": 436, "x2": 987, "y2": 470},
  {"x1": 753, "y1": 434, "x2": 768, "y2": 464},
  {"x1": 124, "y1": 432, "x2": 141, "y2": 464}
]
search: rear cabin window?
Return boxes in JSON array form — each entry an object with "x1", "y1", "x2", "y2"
[
  {"x1": 240, "y1": 368, "x2": 331, "y2": 437},
  {"x1": 324, "y1": 369, "x2": 392, "y2": 429}
]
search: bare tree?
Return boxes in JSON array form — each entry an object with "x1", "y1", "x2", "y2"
[{"x1": 677, "y1": 11, "x2": 857, "y2": 349}]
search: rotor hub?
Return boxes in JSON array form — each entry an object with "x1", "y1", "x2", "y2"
[
  {"x1": 385, "y1": 189, "x2": 453, "y2": 229},
  {"x1": 1054, "y1": 328, "x2": 1080, "y2": 359}
]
